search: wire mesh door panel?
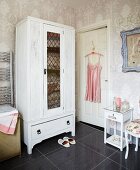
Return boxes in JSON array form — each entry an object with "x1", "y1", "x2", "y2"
[
  {"x1": 44, "y1": 24, "x2": 64, "y2": 117},
  {"x1": 47, "y1": 32, "x2": 60, "y2": 109}
]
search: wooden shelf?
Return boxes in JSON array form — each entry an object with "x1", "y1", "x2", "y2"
[
  {"x1": 106, "y1": 135, "x2": 126, "y2": 149},
  {"x1": 47, "y1": 69, "x2": 60, "y2": 74},
  {"x1": 47, "y1": 47, "x2": 60, "y2": 53}
]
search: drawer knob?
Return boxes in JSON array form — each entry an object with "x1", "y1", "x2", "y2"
[
  {"x1": 67, "y1": 120, "x2": 70, "y2": 125},
  {"x1": 108, "y1": 116, "x2": 116, "y2": 119},
  {"x1": 37, "y1": 129, "x2": 41, "y2": 134}
]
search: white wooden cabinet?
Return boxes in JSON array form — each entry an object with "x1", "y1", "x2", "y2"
[
  {"x1": 104, "y1": 106, "x2": 133, "y2": 151},
  {"x1": 16, "y1": 17, "x2": 75, "y2": 154}
]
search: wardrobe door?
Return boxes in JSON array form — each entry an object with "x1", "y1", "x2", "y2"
[
  {"x1": 43, "y1": 24, "x2": 64, "y2": 118},
  {"x1": 64, "y1": 29, "x2": 75, "y2": 115},
  {"x1": 30, "y1": 20, "x2": 43, "y2": 121}
]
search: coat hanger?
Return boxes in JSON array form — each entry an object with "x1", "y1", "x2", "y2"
[{"x1": 85, "y1": 41, "x2": 103, "y2": 57}]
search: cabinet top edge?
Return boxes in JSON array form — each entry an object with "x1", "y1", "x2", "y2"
[{"x1": 16, "y1": 16, "x2": 75, "y2": 30}]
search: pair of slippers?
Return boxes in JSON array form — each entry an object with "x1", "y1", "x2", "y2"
[{"x1": 58, "y1": 137, "x2": 76, "y2": 147}]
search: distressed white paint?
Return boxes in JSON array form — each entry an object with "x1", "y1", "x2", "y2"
[{"x1": 16, "y1": 17, "x2": 75, "y2": 154}]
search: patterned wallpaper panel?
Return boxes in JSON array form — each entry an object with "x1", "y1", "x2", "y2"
[
  {"x1": 0, "y1": 0, "x2": 75, "y2": 105},
  {"x1": 75, "y1": 0, "x2": 140, "y2": 118},
  {"x1": 0, "y1": 0, "x2": 75, "y2": 52}
]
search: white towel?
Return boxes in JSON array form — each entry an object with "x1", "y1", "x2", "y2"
[
  {"x1": 0, "y1": 113, "x2": 18, "y2": 134},
  {"x1": 0, "y1": 105, "x2": 18, "y2": 134}
]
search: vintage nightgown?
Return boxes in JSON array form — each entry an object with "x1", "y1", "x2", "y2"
[{"x1": 85, "y1": 63, "x2": 102, "y2": 103}]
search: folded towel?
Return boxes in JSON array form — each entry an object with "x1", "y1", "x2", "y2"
[{"x1": 0, "y1": 113, "x2": 18, "y2": 134}]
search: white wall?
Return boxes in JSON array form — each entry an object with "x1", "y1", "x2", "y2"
[{"x1": 75, "y1": 0, "x2": 140, "y2": 119}]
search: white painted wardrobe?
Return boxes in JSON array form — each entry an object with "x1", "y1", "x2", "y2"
[{"x1": 16, "y1": 17, "x2": 75, "y2": 154}]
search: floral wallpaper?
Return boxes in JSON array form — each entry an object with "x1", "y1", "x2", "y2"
[
  {"x1": 0, "y1": 0, "x2": 75, "y2": 105},
  {"x1": 0, "y1": 0, "x2": 75, "y2": 52},
  {"x1": 111, "y1": 0, "x2": 140, "y2": 119},
  {"x1": 75, "y1": 0, "x2": 140, "y2": 118}
]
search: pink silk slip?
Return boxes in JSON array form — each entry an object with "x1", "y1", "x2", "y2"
[{"x1": 85, "y1": 63, "x2": 102, "y2": 103}]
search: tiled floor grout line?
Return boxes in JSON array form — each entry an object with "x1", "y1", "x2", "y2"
[
  {"x1": 75, "y1": 129, "x2": 105, "y2": 143},
  {"x1": 11, "y1": 148, "x2": 58, "y2": 170},
  {"x1": 44, "y1": 155, "x2": 60, "y2": 170},
  {"x1": 107, "y1": 157, "x2": 129, "y2": 170},
  {"x1": 4, "y1": 148, "x2": 44, "y2": 170},
  {"x1": 107, "y1": 150, "x2": 130, "y2": 170},
  {"x1": 37, "y1": 137, "x2": 108, "y2": 170},
  {"x1": 36, "y1": 138, "x2": 118, "y2": 170},
  {"x1": 79, "y1": 122, "x2": 104, "y2": 134},
  {"x1": 35, "y1": 148, "x2": 61, "y2": 169},
  {"x1": 106, "y1": 149, "x2": 119, "y2": 158},
  {"x1": 77, "y1": 133, "x2": 124, "y2": 170},
  {"x1": 35, "y1": 148, "x2": 46, "y2": 155},
  {"x1": 10, "y1": 152, "x2": 43, "y2": 170},
  {"x1": 106, "y1": 149, "x2": 129, "y2": 169},
  {"x1": 91, "y1": 157, "x2": 108, "y2": 170},
  {"x1": 75, "y1": 128, "x2": 104, "y2": 142},
  {"x1": 77, "y1": 140, "x2": 107, "y2": 158},
  {"x1": 4, "y1": 122, "x2": 135, "y2": 170},
  {"x1": 78, "y1": 123, "x2": 129, "y2": 169},
  {"x1": 91, "y1": 156, "x2": 128, "y2": 170},
  {"x1": 36, "y1": 146, "x2": 63, "y2": 156},
  {"x1": 90, "y1": 147, "x2": 128, "y2": 170},
  {"x1": 43, "y1": 154, "x2": 61, "y2": 170},
  {"x1": 33, "y1": 123, "x2": 103, "y2": 157},
  {"x1": 76, "y1": 132, "x2": 94, "y2": 141},
  {"x1": 77, "y1": 138, "x2": 118, "y2": 159},
  {"x1": 43, "y1": 142, "x2": 107, "y2": 170}
]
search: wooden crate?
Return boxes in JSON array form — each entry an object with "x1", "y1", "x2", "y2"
[{"x1": 0, "y1": 117, "x2": 21, "y2": 162}]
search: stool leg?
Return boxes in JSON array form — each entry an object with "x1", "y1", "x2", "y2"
[
  {"x1": 125, "y1": 130, "x2": 129, "y2": 159},
  {"x1": 129, "y1": 134, "x2": 132, "y2": 144},
  {"x1": 120, "y1": 122, "x2": 123, "y2": 151},
  {"x1": 135, "y1": 137, "x2": 139, "y2": 152}
]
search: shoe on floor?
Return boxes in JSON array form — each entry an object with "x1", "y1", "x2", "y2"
[
  {"x1": 58, "y1": 139, "x2": 70, "y2": 147},
  {"x1": 63, "y1": 137, "x2": 76, "y2": 145}
]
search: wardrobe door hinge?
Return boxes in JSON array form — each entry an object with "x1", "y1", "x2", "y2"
[
  {"x1": 63, "y1": 69, "x2": 64, "y2": 73},
  {"x1": 63, "y1": 107, "x2": 64, "y2": 110}
]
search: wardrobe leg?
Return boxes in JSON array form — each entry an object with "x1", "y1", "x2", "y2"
[
  {"x1": 27, "y1": 144, "x2": 32, "y2": 154},
  {"x1": 71, "y1": 130, "x2": 75, "y2": 136}
]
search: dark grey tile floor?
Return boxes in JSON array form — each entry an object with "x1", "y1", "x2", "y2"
[{"x1": 0, "y1": 122, "x2": 140, "y2": 170}]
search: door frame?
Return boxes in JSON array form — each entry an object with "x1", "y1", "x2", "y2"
[{"x1": 76, "y1": 20, "x2": 112, "y2": 122}]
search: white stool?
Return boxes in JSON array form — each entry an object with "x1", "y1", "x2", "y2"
[{"x1": 125, "y1": 119, "x2": 140, "y2": 159}]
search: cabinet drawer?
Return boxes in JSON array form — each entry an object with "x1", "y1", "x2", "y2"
[
  {"x1": 31, "y1": 115, "x2": 73, "y2": 140},
  {"x1": 31, "y1": 123, "x2": 44, "y2": 140},
  {"x1": 105, "y1": 111, "x2": 122, "y2": 122}
]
